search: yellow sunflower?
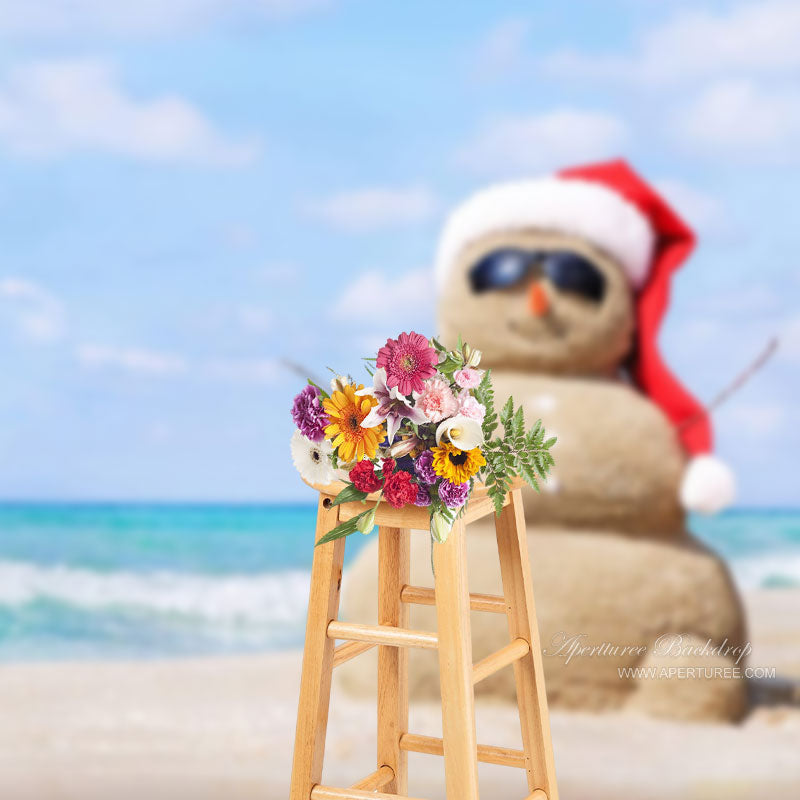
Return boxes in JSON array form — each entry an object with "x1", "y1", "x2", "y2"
[
  {"x1": 431, "y1": 442, "x2": 486, "y2": 484},
  {"x1": 323, "y1": 384, "x2": 383, "y2": 462}
]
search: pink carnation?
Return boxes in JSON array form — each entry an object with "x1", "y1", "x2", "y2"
[
  {"x1": 457, "y1": 393, "x2": 486, "y2": 423},
  {"x1": 416, "y1": 377, "x2": 458, "y2": 423},
  {"x1": 454, "y1": 368, "x2": 483, "y2": 389}
]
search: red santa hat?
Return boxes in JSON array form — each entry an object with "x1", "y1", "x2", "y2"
[{"x1": 435, "y1": 159, "x2": 735, "y2": 514}]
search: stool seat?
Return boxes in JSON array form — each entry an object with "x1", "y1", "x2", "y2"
[
  {"x1": 288, "y1": 484, "x2": 559, "y2": 800},
  {"x1": 302, "y1": 476, "x2": 526, "y2": 529}
]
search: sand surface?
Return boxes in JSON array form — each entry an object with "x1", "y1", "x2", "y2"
[{"x1": 0, "y1": 590, "x2": 798, "y2": 800}]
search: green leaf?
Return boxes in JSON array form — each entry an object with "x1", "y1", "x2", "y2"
[
  {"x1": 316, "y1": 510, "x2": 374, "y2": 546},
  {"x1": 512, "y1": 406, "x2": 525, "y2": 442},
  {"x1": 437, "y1": 355, "x2": 462, "y2": 377},
  {"x1": 500, "y1": 396, "x2": 514, "y2": 426},
  {"x1": 544, "y1": 436, "x2": 558, "y2": 449},
  {"x1": 307, "y1": 379, "x2": 330, "y2": 399},
  {"x1": 330, "y1": 483, "x2": 369, "y2": 506},
  {"x1": 489, "y1": 484, "x2": 505, "y2": 516}
]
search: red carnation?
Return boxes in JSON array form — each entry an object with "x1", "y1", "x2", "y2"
[
  {"x1": 383, "y1": 470, "x2": 417, "y2": 509},
  {"x1": 349, "y1": 459, "x2": 383, "y2": 493},
  {"x1": 381, "y1": 457, "x2": 396, "y2": 479}
]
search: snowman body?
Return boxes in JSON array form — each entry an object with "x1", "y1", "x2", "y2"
[{"x1": 491, "y1": 371, "x2": 685, "y2": 535}]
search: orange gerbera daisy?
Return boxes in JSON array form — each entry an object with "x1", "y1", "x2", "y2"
[{"x1": 323, "y1": 384, "x2": 384, "y2": 462}]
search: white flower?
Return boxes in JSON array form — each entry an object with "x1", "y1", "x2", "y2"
[
  {"x1": 290, "y1": 430, "x2": 335, "y2": 485},
  {"x1": 435, "y1": 415, "x2": 484, "y2": 451},
  {"x1": 356, "y1": 367, "x2": 426, "y2": 443},
  {"x1": 465, "y1": 347, "x2": 482, "y2": 368}
]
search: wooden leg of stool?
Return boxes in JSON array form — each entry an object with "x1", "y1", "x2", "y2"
[
  {"x1": 433, "y1": 519, "x2": 480, "y2": 800},
  {"x1": 495, "y1": 489, "x2": 558, "y2": 800},
  {"x1": 290, "y1": 496, "x2": 346, "y2": 800},
  {"x1": 377, "y1": 526, "x2": 410, "y2": 794}
]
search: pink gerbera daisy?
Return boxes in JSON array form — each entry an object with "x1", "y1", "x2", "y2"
[{"x1": 376, "y1": 331, "x2": 438, "y2": 395}]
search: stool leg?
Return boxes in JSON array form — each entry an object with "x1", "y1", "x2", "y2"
[
  {"x1": 433, "y1": 519, "x2": 480, "y2": 800},
  {"x1": 289, "y1": 496, "x2": 346, "y2": 800},
  {"x1": 495, "y1": 489, "x2": 558, "y2": 800},
  {"x1": 377, "y1": 526, "x2": 410, "y2": 794}
]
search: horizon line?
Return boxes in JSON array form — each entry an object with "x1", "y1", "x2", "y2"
[{"x1": 0, "y1": 499, "x2": 797, "y2": 514}]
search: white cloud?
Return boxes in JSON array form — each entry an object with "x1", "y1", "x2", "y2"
[
  {"x1": 221, "y1": 223, "x2": 257, "y2": 250},
  {"x1": 474, "y1": 18, "x2": 530, "y2": 78},
  {"x1": 254, "y1": 262, "x2": 300, "y2": 285},
  {"x1": 684, "y1": 284, "x2": 780, "y2": 315},
  {"x1": 654, "y1": 178, "x2": 729, "y2": 237},
  {"x1": 542, "y1": 1, "x2": 800, "y2": 86},
  {"x1": 0, "y1": 59, "x2": 259, "y2": 165},
  {"x1": 674, "y1": 80, "x2": 800, "y2": 159},
  {"x1": 722, "y1": 402, "x2": 786, "y2": 437},
  {"x1": 236, "y1": 305, "x2": 273, "y2": 333},
  {"x1": 309, "y1": 185, "x2": 438, "y2": 232},
  {"x1": 76, "y1": 343, "x2": 279, "y2": 383},
  {"x1": 0, "y1": 277, "x2": 64, "y2": 342},
  {"x1": 0, "y1": 0, "x2": 330, "y2": 38},
  {"x1": 203, "y1": 357, "x2": 278, "y2": 383},
  {"x1": 332, "y1": 268, "x2": 435, "y2": 326},
  {"x1": 780, "y1": 316, "x2": 800, "y2": 363},
  {"x1": 454, "y1": 110, "x2": 629, "y2": 176},
  {"x1": 77, "y1": 344, "x2": 187, "y2": 375}
]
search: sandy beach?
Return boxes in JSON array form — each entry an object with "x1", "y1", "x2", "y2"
[{"x1": 0, "y1": 589, "x2": 797, "y2": 800}]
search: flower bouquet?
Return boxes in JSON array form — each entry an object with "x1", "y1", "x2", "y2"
[{"x1": 290, "y1": 332, "x2": 556, "y2": 546}]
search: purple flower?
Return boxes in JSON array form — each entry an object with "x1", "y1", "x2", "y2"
[
  {"x1": 414, "y1": 450, "x2": 437, "y2": 485},
  {"x1": 413, "y1": 484, "x2": 432, "y2": 507},
  {"x1": 291, "y1": 385, "x2": 329, "y2": 442},
  {"x1": 438, "y1": 479, "x2": 470, "y2": 509}
]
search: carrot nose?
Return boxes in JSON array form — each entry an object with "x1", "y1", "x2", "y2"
[{"x1": 528, "y1": 282, "x2": 550, "y2": 316}]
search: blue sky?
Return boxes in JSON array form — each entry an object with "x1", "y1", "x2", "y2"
[{"x1": 0, "y1": 0, "x2": 798, "y2": 504}]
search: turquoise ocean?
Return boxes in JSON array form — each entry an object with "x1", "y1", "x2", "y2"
[{"x1": 0, "y1": 504, "x2": 797, "y2": 662}]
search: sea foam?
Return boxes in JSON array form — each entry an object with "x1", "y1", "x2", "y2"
[
  {"x1": 731, "y1": 552, "x2": 800, "y2": 589},
  {"x1": 0, "y1": 559, "x2": 312, "y2": 623}
]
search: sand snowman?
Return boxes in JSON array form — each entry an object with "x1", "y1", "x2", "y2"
[{"x1": 340, "y1": 160, "x2": 747, "y2": 722}]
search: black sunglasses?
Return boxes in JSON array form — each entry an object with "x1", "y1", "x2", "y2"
[{"x1": 469, "y1": 248, "x2": 606, "y2": 302}]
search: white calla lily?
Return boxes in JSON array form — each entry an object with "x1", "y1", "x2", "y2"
[{"x1": 435, "y1": 414, "x2": 483, "y2": 450}]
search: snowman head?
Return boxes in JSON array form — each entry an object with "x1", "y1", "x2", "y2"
[
  {"x1": 437, "y1": 226, "x2": 635, "y2": 375},
  {"x1": 434, "y1": 160, "x2": 736, "y2": 514}
]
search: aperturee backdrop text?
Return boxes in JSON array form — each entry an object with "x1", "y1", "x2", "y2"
[{"x1": 290, "y1": 332, "x2": 556, "y2": 544}]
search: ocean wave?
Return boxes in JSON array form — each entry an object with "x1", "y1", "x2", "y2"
[
  {"x1": 731, "y1": 552, "x2": 800, "y2": 588},
  {"x1": 0, "y1": 560, "x2": 312, "y2": 623}
]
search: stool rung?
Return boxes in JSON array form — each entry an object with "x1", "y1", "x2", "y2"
[
  {"x1": 399, "y1": 733, "x2": 526, "y2": 768},
  {"x1": 472, "y1": 637, "x2": 530, "y2": 685},
  {"x1": 332, "y1": 640, "x2": 375, "y2": 667},
  {"x1": 311, "y1": 786, "x2": 426, "y2": 800},
  {"x1": 327, "y1": 620, "x2": 438, "y2": 650},
  {"x1": 400, "y1": 584, "x2": 507, "y2": 614},
  {"x1": 350, "y1": 765, "x2": 394, "y2": 790},
  {"x1": 526, "y1": 791, "x2": 548, "y2": 800}
]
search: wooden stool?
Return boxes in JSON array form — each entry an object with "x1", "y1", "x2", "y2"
[{"x1": 289, "y1": 480, "x2": 558, "y2": 800}]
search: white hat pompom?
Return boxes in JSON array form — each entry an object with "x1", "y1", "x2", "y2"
[{"x1": 679, "y1": 454, "x2": 736, "y2": 515}]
